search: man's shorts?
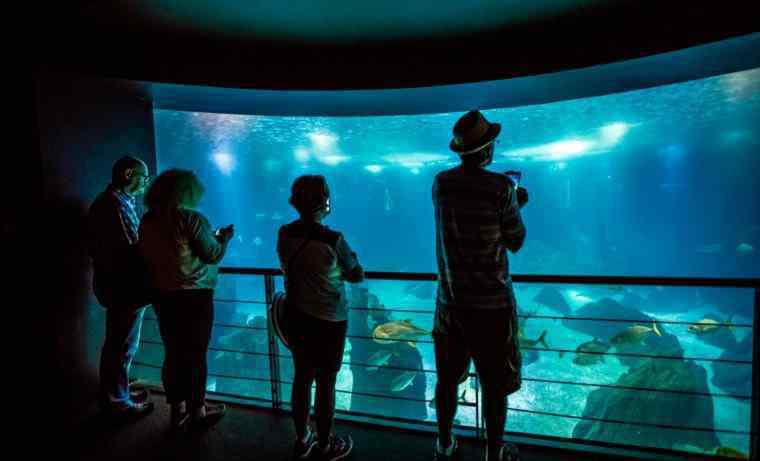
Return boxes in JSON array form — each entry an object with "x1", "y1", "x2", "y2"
[
  {"x1": 289, "y1": 308, "x2": 348, "y2": 373},
  {"x1": 433, "y1": 307, "x2": 522, "y2": 396}
]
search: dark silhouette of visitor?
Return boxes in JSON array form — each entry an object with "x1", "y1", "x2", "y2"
[
  {"x1": 87, "y1": 155, "x2": 154, "y2": 418},
  {"x1": 138, "y1": 169, "x2": 234, "y2": 432},
  {"x1": 277, "y1": 175, "x2": 364, "y2": 460},
  {"x1": 432, "y1": 111, "x2": 528, "y2": 461}
]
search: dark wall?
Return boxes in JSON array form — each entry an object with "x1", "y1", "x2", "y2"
[{"x1": 31, "y1": 73, "x2": 156, "y2": 429}]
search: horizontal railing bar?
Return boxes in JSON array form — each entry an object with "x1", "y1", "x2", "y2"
[
  {"x1": 219, "y1": 267, "x2": 760, "y2": 288},
  {"x1": 205, "y1": 390, "x2": 273, "y2": 403},
  {"x1": 214, "y1": 298, "x2": 268, "y2": 305},
  {"x1": 332, "y1": 407, "x2": 477, "y2": 433},
  {"x1": 142, "y1": 317, "x2": 268, "y2": 332},
  {"x1": 345, "y1": 334, "x2": 434, "y2": 344},
  {"x1": 522, "y1": 377, "x2": 752, "y2": 400},
  {"x1": 214, "y1": 323, "x2": 268, "y2": 331},
  {"x1": 348, "y1": 307, "x2": 434, "y2": 314},
  {"x1": 134, "y1": 361, "x2": 271, "y2": 383},
  {"x1": 507, "y1": 407, "x2": 751, "y2": 435},
  {"x1": 520, "y1": 346, "x2": 751, "y2": 364},
  {"x1": 140, "y1": 339, "x2": 271, "y2": 357},
  {"x1": 350, "y1": 309, "x2": 754, "y2": 328},
  {"x1": 519, "y1": 314, "x2": 753, "y2": 328}
]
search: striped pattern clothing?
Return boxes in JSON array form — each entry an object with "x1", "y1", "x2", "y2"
[
  {"x1": 112, "y1": 186, "x2": 140, "y2": 245},
  {"x1": 433, "y1": 165, "x2": 526, "y2": 310}
]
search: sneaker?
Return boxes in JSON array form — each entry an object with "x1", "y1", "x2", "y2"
[
  {"x1": 318, "y1": 434, "x2": 353, "y2": 461},
  {"x1": 106, "y1": 400, "x2": 155, "y2": 420},
  {"x1": 188, "y1": 402, "x2": 226, "y2": 431},
  {"x1": 129, "y1": 388, "x2": 149, "y2": 403},
  {"x1": 434, "y1": 435, "x2": 457, "y2": 461},
  {"x1": 486, "y1": 443, "x2": 520, "y2": 461},
  {"x1": 169, "y1": 401, "x2": 189, "y2": 433},
  {"x1": 293, "y1": 429, "x2": 318, "y2": 460}
]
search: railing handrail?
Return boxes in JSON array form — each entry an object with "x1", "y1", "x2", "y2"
[
  {"x1": 135, "y1": 268, "x2": 759, "y2": 457},
  {"x1": 219, "y1": 266, "x2": 760, "y2": 288}
]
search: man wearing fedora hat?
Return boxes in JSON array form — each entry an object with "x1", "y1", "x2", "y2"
[{"x1": 432, "y1": 110, "x2": 528, "y2": 461}]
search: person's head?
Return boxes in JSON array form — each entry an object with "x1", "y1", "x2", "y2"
[
  {"x1": 144, "y1": 169, "x2": 205, "y2": 213},
  {"x1": 289, "y1": 174, "x2": 331, "y2": 222},
  {"x1": 449, "y1": 110, "x2": 501, "y2": 169},
  {"x1": 112, "y1": 156, "x2": 150, "y2": 196}
]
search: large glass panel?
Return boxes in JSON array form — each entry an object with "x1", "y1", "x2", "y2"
[{"x1": 155, "y1": 67, "x2": 760, "y2": 277}]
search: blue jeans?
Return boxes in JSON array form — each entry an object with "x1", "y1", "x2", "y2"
[{"x1": 99, "y1": 306, "x2": 146, "y2": 405}]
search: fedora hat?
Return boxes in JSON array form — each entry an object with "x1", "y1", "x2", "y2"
[{"x1": 450, "y1": 110, "x2": 501, "y2": 155}]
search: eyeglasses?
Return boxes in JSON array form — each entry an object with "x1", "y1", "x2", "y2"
[{"x1": 134, "y1": 173, "x2": 151, "y2": 183}]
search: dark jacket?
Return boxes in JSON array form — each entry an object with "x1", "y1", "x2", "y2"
[
  {"x1": 139, "y1": 208, "x2": 228, "y2": 292},
  {"x1": 87, "y1": 187, "x2": 151, "y2": 309}
]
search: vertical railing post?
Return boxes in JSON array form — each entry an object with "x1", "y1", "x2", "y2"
[
  {"x1": 474, "y1": 373, "x2": 482, "y2": 442},
  {"x1": 751, "y1": 287, "x2": 759, "y2": 461},
  {"x1": 265, "y1": 274, "x2": 282, "y2": 410}
]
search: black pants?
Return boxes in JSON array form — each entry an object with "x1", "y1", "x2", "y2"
[
  {"x1": 290, "y1": 309, "x2": 347, "y2": 444},
  {"x1": 154, "y1": 289, "x2": 214, "y2": 410}
]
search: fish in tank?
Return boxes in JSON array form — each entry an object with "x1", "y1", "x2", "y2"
[{"x1": 134, "y1": 65, "x2": 760, "y2": 458}]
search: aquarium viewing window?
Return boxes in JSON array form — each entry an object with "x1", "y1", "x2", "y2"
[
  {"x1": 154, "y1": 67, "x2": 760, "y2": 279},
  {"x1": 136, "y1": 37, "x2": 760, "y2": 460}
]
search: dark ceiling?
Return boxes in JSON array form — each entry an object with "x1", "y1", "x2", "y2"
[{"x1": 34, "y1": 1, "x2": 759, "y2": 90}]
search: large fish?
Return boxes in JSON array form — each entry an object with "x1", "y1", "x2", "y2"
[
  {"x1": 609, "y1": 321, "x2": 661, "y2": 346},
  {"x1": 390, "y1": 371, "x2": 418, "y2": 392},
  {"x1": 688, "y1": 316, "x2": 733, "y2": 335},
  {"x1": 532, "y1": 287, "x2": 570, "y2": 315},
  {"x1": 372, "y1": 320, "x2": 430, "y2": 346},
  {"x1": 519, "y1": 330, "x2": 549, "y2": 350},
  {"x1": 572, "y1": 338, "x2": 611, "y2": 366},
  {"x1": 366, "y1": 349, "x2": 394, "y2": 372}
]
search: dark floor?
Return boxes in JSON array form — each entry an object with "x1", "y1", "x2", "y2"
[{"x1": 60, "y1": 394, "x2": 641, "y2": 461}]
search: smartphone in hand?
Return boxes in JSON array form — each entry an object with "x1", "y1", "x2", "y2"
[{"x1": 505, "y1": 170, "x2": 521, "y2": 188}]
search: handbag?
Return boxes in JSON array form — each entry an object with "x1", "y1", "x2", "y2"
[{"x1": 270, "y1": 234, "x2": 312, "y2": 350}]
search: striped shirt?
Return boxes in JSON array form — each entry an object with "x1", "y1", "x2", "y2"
[
  {"x1": 433, "y1": 165, "x2": 526, "y2": 310},
  {"x1": 112, "y1": 186, "x2": 140, "y2": 245}
]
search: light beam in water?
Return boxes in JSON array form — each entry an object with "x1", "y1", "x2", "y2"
[{"x1": 212, "y1": 151, "x2": 236, "y2": 175}]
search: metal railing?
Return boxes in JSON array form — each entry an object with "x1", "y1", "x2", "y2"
[{"x1": 133, "y1": 268, "x2": 760, "y2": 460}]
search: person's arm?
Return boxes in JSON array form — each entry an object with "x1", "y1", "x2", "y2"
[
  {"x1": 335, "y1": 234, "x2": 365, "y2": 283},
  {"x1": 188, "y1": 211, "x2": 229, "y2": 264},
  {"x1": 500, "y1": 185, "x2": 526, "y2": 253}
]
